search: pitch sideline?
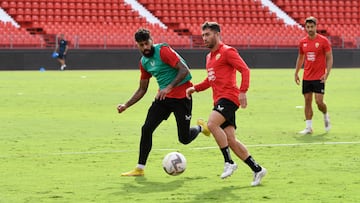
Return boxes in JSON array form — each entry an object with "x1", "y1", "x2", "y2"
[{"x1": 50, "y1": 141, "x2": 360, "y2": 155}]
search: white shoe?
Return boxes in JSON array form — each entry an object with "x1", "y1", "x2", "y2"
[
  {"x1": 324, "y1": 115, "x2": 331, "y2": 132},
  {"x1": 220, "y1": 162, "x2": 238, "y2": 179},
  {"x1": 251, "y1": 167, "x2": 267, "y2": 186},
  {"x1": 60, "y1": 64, "x2": 66, "y2": 71},
  {"x1": 298, "y1": 127, "x2": 313, "y2": 135}
]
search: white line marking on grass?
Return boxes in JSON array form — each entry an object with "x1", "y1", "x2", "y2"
[
  {"x1": 1, "y1": 141, "x2": 359, "y2": 158},
  {"x1": 50, "y1": 141, "x2": 360, "y2": 155}
]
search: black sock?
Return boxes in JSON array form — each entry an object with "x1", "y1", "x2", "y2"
[
  {"x1": 244, "y1": 155, "x2": 262, "y2": 172},
  {"x1": 220, "y1": 146, "x2": 234, "y2": 164}
]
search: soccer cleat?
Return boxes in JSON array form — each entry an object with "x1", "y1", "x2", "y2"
[
  {"x1": 121, "y1": 168, "x2": 144, "y2": 176},
  {"x1": 60, "y1": 64, "x2": 66, "y2": 71},
  {"x1": 251, "y1": 167, "x2": 267, "y2": 186},
  {"x1": 324, "y1": 115, "x2": 331, "y2": 132},
  {"x1": 298, "y1": 127, "x2": 313, "y2": 135},
  {"x1": 197, "y1": 119, "x2": 211, "y2": 136},
  {"x1": 220, "y1": 162, "x2": 238, "y2": 179}
]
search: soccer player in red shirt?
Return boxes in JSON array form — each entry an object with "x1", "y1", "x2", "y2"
[
  {"x1": 186, "y1": 22, "x2": 267, "y2": 186},
  {"x1": 295, "y1": 16, "x2": 333, "y2": 135}
]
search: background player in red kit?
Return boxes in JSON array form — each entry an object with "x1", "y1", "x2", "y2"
[
  {"x1": 295, "y1": 16, "x2": 333, "y2": 135},
  {"x1": 186, "y1": 22, "x2": 266, "y2": 186}
]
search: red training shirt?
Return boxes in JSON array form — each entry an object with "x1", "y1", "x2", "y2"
[
  {"x1": 298, "y1": 34, "x2": 332, "y2": 80},
  {"x1": 194, "y1": 42, "x2": 250, "y2": 106},
  {"x1": 139, "y1": 46, "x2": 192, "y2": 99}
]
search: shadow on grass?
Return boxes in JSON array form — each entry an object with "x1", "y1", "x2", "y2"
[
  {"x1": 113, "y1": 176, "x2": 197, "y2": 197},
  {"x1": 185, "y1": 185, "x2": 256, "y2": 203},
  {"x1": 293, "y1": 132, "x2": 330, "y2": 143},
  {"x1": 109, "y1": 175, "x2": 265, "y2": 202}
]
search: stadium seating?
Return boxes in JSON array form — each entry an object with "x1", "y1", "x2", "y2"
[
  {"x1": 0, "y1": 21, "x2": 44, "y2": 48},
  {"x1": 0, "y1": 0, "x2": 359, "y2": 48},
  {"x1": 273, "y1": 0, "x2": 360, "y2": 48}
]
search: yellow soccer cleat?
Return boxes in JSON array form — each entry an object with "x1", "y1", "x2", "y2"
[
  {"x1": 197, "y1": 119, "x2": 211, "y2": 137},
  {"x1": 121, "y1": 168, "x2": 144, "y2": 176}
]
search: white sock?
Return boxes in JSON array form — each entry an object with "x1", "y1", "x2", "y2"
[
  {"x1": 305, "y1": 120, "x2": 312, "y2": 129},
  {"x1": 137, "y1": 164, "x2": 145, "y2": 169},
  {"x1": 198, "y1": 125, "x2": 202, "y2": 132},
  {"x1": 324, "y1": 113, "x2": 329, "y2": 120}
]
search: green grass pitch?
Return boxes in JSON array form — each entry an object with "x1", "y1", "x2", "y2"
[{"x1": 0, "y1": 68, "x2": 359, "y2": 202}]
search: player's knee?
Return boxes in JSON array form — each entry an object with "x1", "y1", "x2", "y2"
[
  {"x1": 141, "y1": 124, "x2": 154, "y2": 136},
  {"x1": 179, "y1": 137, "x2": 191, "y2": 145}
]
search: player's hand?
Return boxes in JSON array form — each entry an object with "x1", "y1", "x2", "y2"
[
  {"x1": 117, "y1": 104, "x2": 127, "y2": 113},
  {"x1": 295, "y1": 74, "x2": 300, "y2": 85},
  {"x1": 320, "y1": 73, "x2": 327, "y2": 83},
  {"x1": 186, "y1": 87, "x2": 195, "y2": 99},
  {"x1": 239, "y1": 92, "x2": 247, "y2": 109},
  {"x1": 156, "y1": 86, "x2": 171, "y2": 100}
]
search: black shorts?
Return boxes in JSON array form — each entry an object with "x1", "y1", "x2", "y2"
[
  {"x1": 144, "y1": 97, "x2": 192, "y2": 139},
  {"x1": 57, "y1": 53, "x2": 66, "y2": 59},
  {"x1": 213, "y1": 98, "x2": 239, "y2": 129},
  {"x1": 302, "y1": 80, "x2": 325, "y2": 94}
]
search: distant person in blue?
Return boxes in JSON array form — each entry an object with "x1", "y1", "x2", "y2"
[{"x1": 54, "y1": 34, "x2": 68, "y2": 71}]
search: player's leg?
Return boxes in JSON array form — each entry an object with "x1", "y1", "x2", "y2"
[
  {"x1": 299, "y1": 80, "x2": 314, "y2": 134},
  {"x1": 139, "y1": 100, "x2": 170, "y2": 165},
  {"x1": 314, "y1": 81, "x2": 331, "y2": 132},
  {"x1": 57, "y1": 54, "x2": 66, "y2": 70},
  {"x1": 208, "y1": 98, "x2": 237, "y2": 179},
  {"x1": 172, "y1": 98, "x2": 201, "y2": 144},
  {"x1": 121, "y1": 100, "x2": 170, "y2": 176},
  {"x1": 225, "y1": 126, "x2": 249, "y2": 160},
  {"x1": 224, "y1": 126, "x2": 266, "y2": 186},
  {"x1": 208, "y1": 110, "x2": 228, "y2": 148},
  {"x1": 315, "y1": 93, "x2": 327, "y2": 113}
]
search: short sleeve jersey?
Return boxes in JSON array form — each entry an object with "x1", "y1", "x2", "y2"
[
  {"x1": 194, "y1": 43, "x2": 250, "y2": 106},
  {"x1": 59, "y1": 39, "x2": 67, "y2": 54},
  {"x1": 298, "y1": 34, "x2": 331, "y2": 80},
  {"x1": 139, "y1": 43, "x2": 192, "y2": 99}
]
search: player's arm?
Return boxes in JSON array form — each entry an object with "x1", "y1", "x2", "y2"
[
  {"x1": 321, "y1": 50, "x2": 333, "y2": 83},
  {"x1": 226, "y1": 48, "x2": 250, "y2": 92},
  {"x1": 117, "y1": 64, "x2": 151, "y2": 113},
  {"x1": 295, "y1": 53, "x2": 305, "y2": 85},
  {"x1": 54, "y1": 42, "x2": 59, "y2": 52},
  {"x1": 187, "y1": 77, "x2": 210, "y2": 99},
  {"x1": 64, "y1": 43, "x2": 69, "y2": 55},
  {"x1": 117, "y1": 79, "x2": 149, "y2": 113},
  {"x1": 157, "y1": 46, "x2": 190, "y2": 100},
  {"x1": 226, "y1": 48, "x2": 250, "y2": 108},
  {"x1": 158, "y1": 61, "x2": 189, "y2": 100}
]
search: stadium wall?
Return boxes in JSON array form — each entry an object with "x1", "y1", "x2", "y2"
[{"x1": 0, "y1": 49, "x2": 359, "y2": 70}]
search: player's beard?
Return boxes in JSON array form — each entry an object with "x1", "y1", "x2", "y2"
[
  {"x1": 204, "y1": 40, "x2": 214, "y2": 49},
  {"x1": 307, "y1": 30, "x2": 316, "y2": 37},
  {"x1": 142, "y1": 46, "x2": 155, "y2": 58}
]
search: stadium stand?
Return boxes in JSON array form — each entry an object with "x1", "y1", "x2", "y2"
[
  {"x1": 0, "y1": 0, "x2": 359, "y2": 48},
  {"x1": 274, "y1": 0, "x2": 360, "y2": 48}
]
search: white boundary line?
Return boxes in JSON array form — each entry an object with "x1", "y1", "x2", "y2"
[
  {"x1": 1, "y1": 141, "x2": 359, "y2": 158},
  {"x1": 50, "y1": 141, "x2": 360, "y2": 156}
]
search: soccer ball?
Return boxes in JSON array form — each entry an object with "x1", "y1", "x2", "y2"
[{"x1": 162, "y1": 152, "x2": 187, "y2": 176}]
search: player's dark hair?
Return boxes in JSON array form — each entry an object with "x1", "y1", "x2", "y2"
[
  {"x1": 201, "y1": 22, "x2": 221, "y2": 32},
  {"x1": 305, "y1": 16, "x2": 317, "y2": 25},
  {"x1": 135, "y1": 28, "x2": 151, "y2": 42}
]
